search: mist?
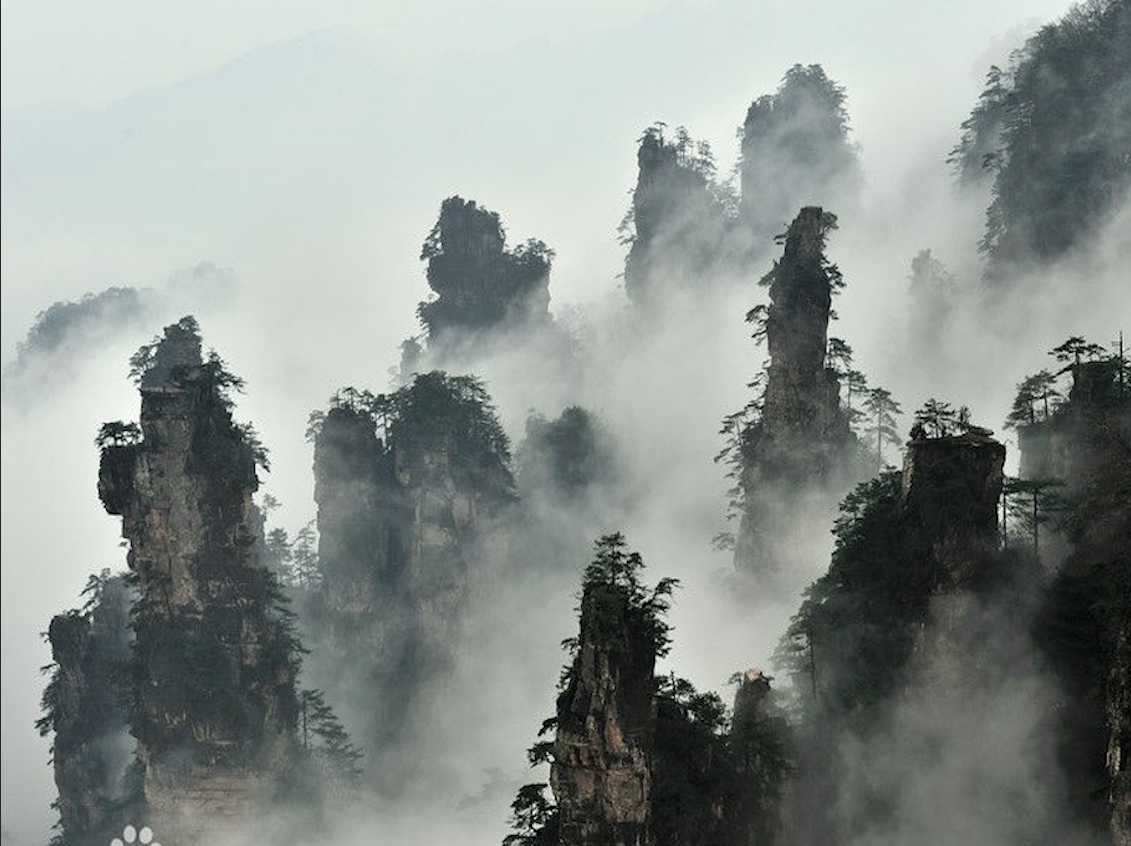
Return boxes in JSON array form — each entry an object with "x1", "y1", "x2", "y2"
[{"x1": 3, "y1": 1, "x2": 1129, "y2": 845}]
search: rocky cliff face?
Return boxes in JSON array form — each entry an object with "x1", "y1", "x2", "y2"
[
  {"x1": 778, "y1": 427, "x2": 1014, "y2": 843},
  {"x1": 1026, "y1": 359, "x2": 1131, "y2": 844},
  {"x1": 418, "y1": 196, "x2": 552, "y2": 343},
  {"x1": 98, "y1": 318, "x2": 298, "y2": 844},
  {"x1": 311, "y1": 373, "x2": 514, "y2": 767},
  {"x1": 551, "y1": 562, "x2": 657, "y2": 846},
  {"x1": 313, "y1": 405, "x2": 400, "y2": 624},
  {"x1": 40, "y1": 575, "x2": 134, "y2": 846},
  {"x1": 623, "y1": 127, "x2": 738, "y2": 304},
  {"x1": 1111, "y1": 614, "x2": 1131, "y2": 846},
  {"x1": 734, "y1": 207, "x2": 856, "y2": 576},
  {"x1": 900, "y1": 430, "x2": 1005, "y2": 591}
]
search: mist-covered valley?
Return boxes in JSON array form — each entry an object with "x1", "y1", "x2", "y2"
[{"x1": 2, "y1": 1, "x2": 1129, "y2": 845}]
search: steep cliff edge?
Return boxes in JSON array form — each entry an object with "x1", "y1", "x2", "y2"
[
  {"x1": 732, "y1": 206, "x2": 857, "y2": 577},
  {"x1": 1026, "y1": 358, "x2": 1131, "y2": 844},
  {"x1": 97, "y1": 317, "x2": 299, "y2": 844},
  {"x1": 38, "y1": 573, "x2": 134, "y2": 846}
]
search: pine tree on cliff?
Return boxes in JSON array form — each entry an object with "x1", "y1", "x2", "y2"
[
  {"x1": 913, "y1": 398, "x2": 960, "y2": 439},
  {"x1": 740, "y1": 65, "x2": 862, "y2": 244},
  {"x1": 863, "y1": 387, "x2": 902, "y2": 471},
  {"x1": 1006, "y1": 370, "x2": 1061, "y2": 428},
  {"x1": 1051, "y1": 336, "x2": 1107, "y2": 374},
  {"x1": 417, "y1": 196, "x2": 554, "y2": 341}
]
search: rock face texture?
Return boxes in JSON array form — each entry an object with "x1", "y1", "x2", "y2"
[
  {"x1": 900, "y1": 430, "x2": 1005, "y2": 591},
  {"x1": 418, "y1": 196, "x2": 552, "y2": 342},
  {"x1": 551, "y1": 571, "x2": 656, "y2": 846},
  {"x1": 98, "y1": 318, "x2": 297, "y2": 844},
  {"x1": 734, "y1": 207, "x2": 856, "y2": 575},
  {"x1": 40, "y1": 575, "x2": 134, "y2": 846},
  {"x1": 311, "y1": 373, "x2": 514, "y2": 763}
]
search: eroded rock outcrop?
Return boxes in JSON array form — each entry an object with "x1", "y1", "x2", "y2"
[
  {"x1": 900, "y1": 429, "x2": 1005, "y2": 591},
  {"x1": 550, "y1": 537, "x2": 658, "y2": 846},
  {"x1": 418, "y1": 196, "x2": 553, "y2": 343},
  {"x1": 97, "y1": 317, "x2": 298, "y2": 844},
  {"x1": 733, "y1": 207, "x2": 856, "y2": 576},
  {"x1": 39, "y1": 574, "x2": 134, "y2": 846},
  {"x1": 511, "y1": 538, "x2": 787, "y2": 846},
  {"x1": 777, "y1": 425, "x2": 1021, "y2": 843},
  {"x1": 310, "y1": 373, "x2": 514, "y2": 766},
  {"x1": 727, "y1": 670, "x2": 788, "y2": 846},
  {"x1": 623, "y1": 126, "x2": 739, "y2": 304}
]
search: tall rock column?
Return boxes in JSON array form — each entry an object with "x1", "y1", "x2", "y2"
[
  {"x1": 418, "y1": 196, "x2": 552, "y2": 344},
  {"x1": 98, "y1": 318, "x2": 297, "y2": 844},
  {"x1": 734, "y1": 207, "x2": 855, "y2": 576},
  {"x1": 551, "y1": 538, "x2": 657, "y2": 846},
  {"x1": 900, "y1": 429, "x2": 1005, "y2": 589},
  {"x1": 1111, "y1": 615, "x2": 1131, "y2": 846}
]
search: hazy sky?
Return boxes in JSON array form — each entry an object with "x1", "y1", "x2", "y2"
[{"x1": 2, "y1": 1, "x2": 1110, "y2": 844}]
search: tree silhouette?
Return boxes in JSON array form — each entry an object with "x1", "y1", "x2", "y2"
[
  {"x1": 913, "y1": 398, "x2": 959, "y2": 438},
  {"x1": 297, "y1": 688, "x2": 363, "y2": 789},
  {"x1": 826, "y1": 336, "x2": 853, "y2": 376},
  {"x1": 1003, "y1": 476, "x2": 1065, "y2": 559},
  {"x1": 1050, "y1": 336, "x2": 1106, "y2": 374},
  {"x1": 1005, "y1": 370, "x2": 1061, "y2": 428},
  {"x1": 291, "y1": 522, "x2": 321, "y2": 590},
  {"x1": 842, "y1": 369, "x2": 869, "y2": 431},
  {"x1": 863, "y1": 388, "x2": 902, "y2": 471},
  {"x1": 94, "y1": 420, "x2": 142, "y2": 449},
  {"x1": 503, "y1": 783, "x2": 558, "y2": 846}
]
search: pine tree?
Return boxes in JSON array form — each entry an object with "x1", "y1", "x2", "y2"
[
  {"x1": 863, "y1": 388, "x2": 902, "y2": 472},
  {"x1": 913, "y1": 398, "x2": 959, "y2": 438},
  {"x1": 1003, "y1": 476, "x2": 1065, "y2": 560},
  {"x1": 297, "y1": 688, "x2": 363, "y2": 790}
]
